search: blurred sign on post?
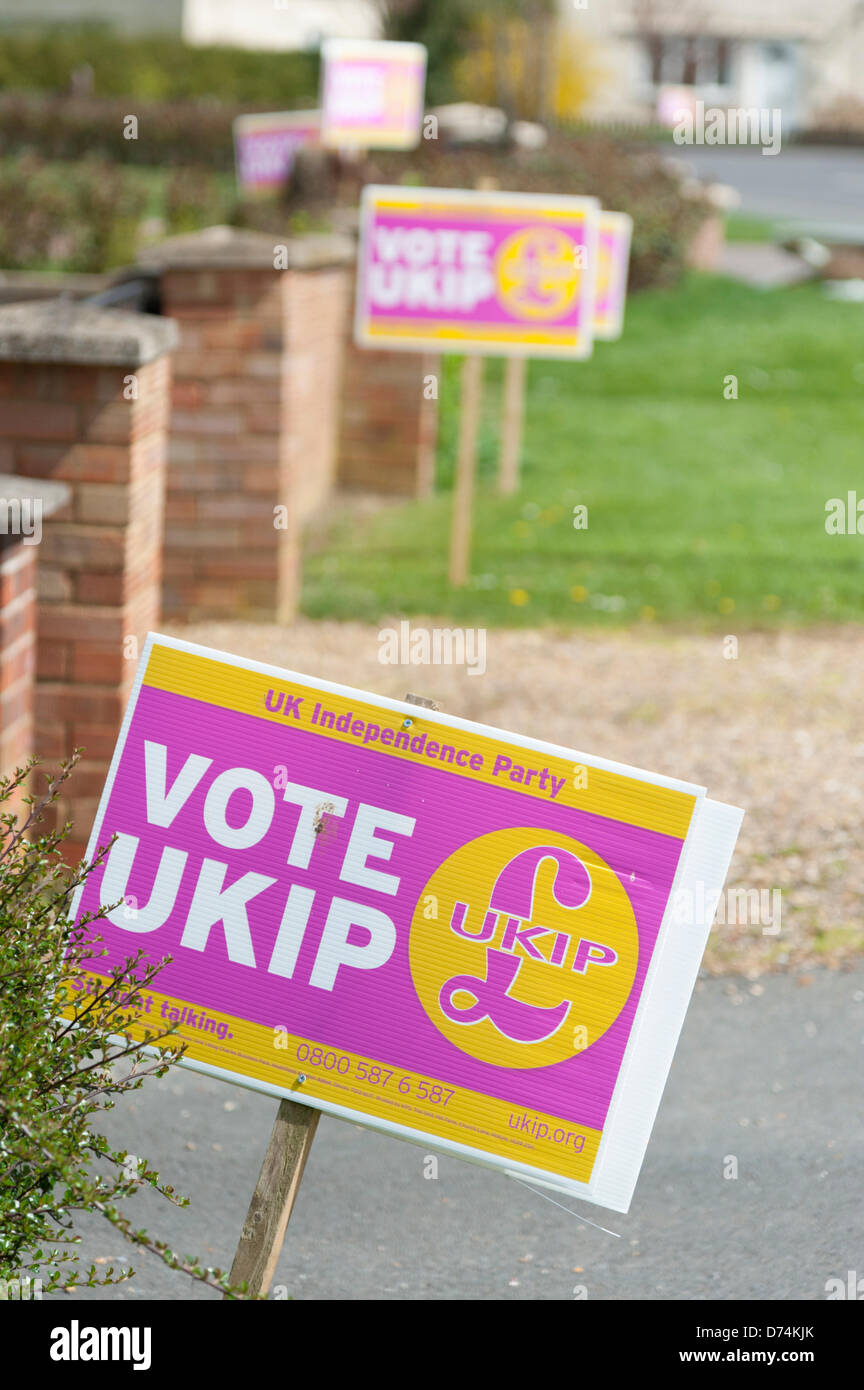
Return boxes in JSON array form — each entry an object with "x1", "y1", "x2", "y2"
[
  {"x1": 320, "y1": 39, "x2": 427, "y2": 150},
  {"x1": 232, "y1": 110, "x2": 320, "y2": 196},
  {"x1": 355, "y1": 185, "x2": 600, "y2": 358},
  {"x1": 71, "y1": 633, "x2": 743, "y2": 1213},
  {"x1": 594, "y1": 210, "x2": 633, "y2": 341}
]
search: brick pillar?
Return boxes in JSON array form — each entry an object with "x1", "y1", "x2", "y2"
[
  {"x1": 141, "y1": 226, "x2": 353, "y2": 621},
  {"x1": 0, "y1": 480, "x2": 70, "y2": 797},
  {"x1": 0, "y1": 300, "x2": 177, "y2": 858},
  {"x1": 338, "y1": 281, "x2": 440, "y2": 497}
]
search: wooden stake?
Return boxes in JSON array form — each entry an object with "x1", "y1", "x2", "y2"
[
  {"x1": 225, "y1": 697, "x2": 438, "y2": 1301},
  {"x1": 449, "y1": 354, "x2": 484, "y2": 587},
  {"x1": 498, "y1": 355, "x2": 526, "y2": 496},
  {"x1": 225, "y1": 1096, "x2": 320, "y2": 1299}
]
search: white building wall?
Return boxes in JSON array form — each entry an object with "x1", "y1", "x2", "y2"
[
  {"x1": 183, "y1": 0, "x2": 380, "y2": 51},
  {"x1": 561, "y1": 0, "x2": 864, "y2": 125}
]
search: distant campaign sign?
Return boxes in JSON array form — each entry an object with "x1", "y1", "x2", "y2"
[
  {"x1": 320, "y1": 39, "x2": 426, "y2": 150},
  {"x1": 232, "y1": 111, "x2": 320, "y2": 195},
  {"x1": 71, "y1": 635, "x2": 742, "y2": 1212},
  {"x1": 356, "y1": 185, "x2": 600, "y2": 358},
  {"x1": 594, "y1": 210, "x2": 633, "y2": 342}
]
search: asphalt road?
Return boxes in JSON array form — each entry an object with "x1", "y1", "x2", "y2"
[
  {"x1": 45, "y1": 966, "x2": 863, "y2": 1302},
  {"x1": 673, "y1": 145, "x2": 864, "y2": 232}
]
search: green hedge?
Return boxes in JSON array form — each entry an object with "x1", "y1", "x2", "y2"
[
  {"x1": 0, "y1": 26, "x2": 319, "y2": 104},
  {"x1": 0, "y1": 93, "x2": 240, "y2": 170},
  {"x1": 0, "y1": 115, "x2": 709, "y2": 289}
]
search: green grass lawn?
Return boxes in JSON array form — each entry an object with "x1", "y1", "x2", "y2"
[
  {"x1": 723, "y1": 212, "x2": 780, "y2": 243},
  {"x1": 304, "y1": 273, "x2": 864, "y2": 629}
]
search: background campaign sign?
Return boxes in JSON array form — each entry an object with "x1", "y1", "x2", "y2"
[
  {"x1": 594, "y1": 210, "x2": 633, "y2": 341},
  {"x1": 232, "y1": 111, "x2": 320, "y2": 196},
  {"x1": 320, "y1": 39, "x2": 426, "y2": 150},
  {"x1": 71, "y1": 635, "x2": 743, "y2": 1213},
  {"x1": 356, "y1": 186, "x2": 600, "y2": 358}
]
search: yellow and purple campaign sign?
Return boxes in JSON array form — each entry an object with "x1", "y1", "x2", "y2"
[
  {"x1": 71, "y1": 635, "x2": 743, "y2": 1212},
  {"x1": 356, "y1": 186, "x2": 600, "y2": 358},
  {"x1": 594, "y1": 210, "x2": 633, "y2": 342},
  {"x1": 232, "y1": 111, "x2": 320, "y2": 196},
  {"x1": 320, "y1": 39, "x2": 427, "y2": 150}
]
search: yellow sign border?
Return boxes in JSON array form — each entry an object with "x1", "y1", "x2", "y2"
[{"x1": 143, "y1": 644, "x2": 697, "y2": 840}]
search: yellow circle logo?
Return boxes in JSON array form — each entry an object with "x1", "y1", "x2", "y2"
[
  {"x1": 495, "y1": 227, "x2": 581, "y2": 320},
  {"x1": 409, "y1": 828, "x2": 638, "y2": 1070}
]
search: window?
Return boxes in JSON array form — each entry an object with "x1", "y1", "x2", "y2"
[{"x1": 642, "y1": 35, "x2": 733, "y2": 86}]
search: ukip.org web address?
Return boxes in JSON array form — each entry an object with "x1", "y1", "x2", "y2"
[{"x1": 680, "y1": 1350, "x2": 815, "y2": 1364}]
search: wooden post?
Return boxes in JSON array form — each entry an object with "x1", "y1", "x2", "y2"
[
  {"x1": 225, "y1": 1097, "x2": 320, "y2": 1299},
  {"x1": 449, "y1": 354, "x2": 484, "y2": 587},
  {"x1": 225, "y1": 695, "x2": 438, "y2": 1300},
  {"x1": 498, "y1": 355, "x2": 526, "y2": 496}
]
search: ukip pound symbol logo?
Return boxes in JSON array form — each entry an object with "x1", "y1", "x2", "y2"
[{"x1": 409, "y1": 829, "x2": 639, "y2": 1070}]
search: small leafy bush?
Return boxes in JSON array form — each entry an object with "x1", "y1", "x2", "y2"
[
  {"x1": 0, "y1": 154, "x2": 146, "y2": 271},
  {"x1": 163, "y1": 166, "x2": 237, "y2": 236},
  {"x1": 0, "y1": 755, "x2": 249, "y2": 1297}
]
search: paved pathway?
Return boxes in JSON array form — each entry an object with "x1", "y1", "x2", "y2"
[
  {"x1": 675, "y1": 144, "x2": 864, "y2": 238},
  {"x1": 52, "y1": 966, "x2": 863, "y2": 1301}
]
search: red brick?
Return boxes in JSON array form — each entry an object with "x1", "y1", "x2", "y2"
[
  {"x1": 37, "y1": 638, "x2": 69, "y2": 681},
  {"x1": 78, "y1": 402, "x2": 134, "y2": 445},
  {"x1": 69, "y1": 642, "x2": 126, "y2": 685},
  {"x1": 2, "y1": 401, "x2": 78, "y2": 439},
  {"x1": 36, "y1": 685, "x2": 124, "y2": 726},
  {"x1": 73, "y1": 572, "x2": 125, "y2": 605},
  {"x1": 74, "y1": 484, "x2": 131, "y2": 525},
  {"x1": 70, "y1": 723, "x2": 123, "y2": 760},
  {"x1": 37, "y1": 606, "x2": 125, "y2": 643}
]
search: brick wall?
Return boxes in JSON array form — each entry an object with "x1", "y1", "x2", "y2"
[
  {"x1": 338, "y1": 282, "x2": 440, "y2": 496},
  {"x1": 0, "y1": 301, "x2": 177, "y2": 859},
  {"x1": 143, "y1": 227, "x2": 353, "y2": 622},
  {"x1": 286, "y1": 265, "x2": 353, "y2": 522}
]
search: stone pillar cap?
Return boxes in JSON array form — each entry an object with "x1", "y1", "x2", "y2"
[
  {"x1": 0, "y1": 299, "x2": 178, "y2": 366},
  {"x1": 139, "y1": 224, "x2": 355, "y2": 271}
]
